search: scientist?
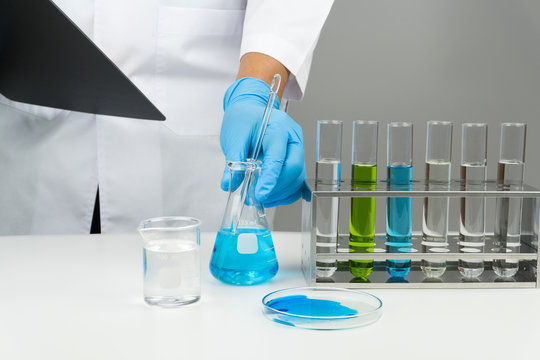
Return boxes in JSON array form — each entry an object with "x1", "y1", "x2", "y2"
[{"x1": 0, "y1": 0, "x2": 334, "y2": 234}]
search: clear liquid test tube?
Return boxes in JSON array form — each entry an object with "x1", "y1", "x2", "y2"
[
  {"x1": 315, "y1": 120, "x2": 343, "y2": 278},
  {"x1": 493, "y1": 123, "x2": 526, "y2": 278},
  {"x1": 349, "y1": 121, "x2": 378, "y2": 279},
  {"x1": 386, "y1": 122, "x2": 413, "y2": 278},
  {"x1": 422, "y1": 121, "x2": 452, "y2": 278},
  {"x1": 459, "y1": 123, "x2": 487, "y2": 279}
]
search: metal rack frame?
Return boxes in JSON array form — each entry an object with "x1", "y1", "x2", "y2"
[{"x1": 301, "y1": 180, "x2": 540, "y2": 288}]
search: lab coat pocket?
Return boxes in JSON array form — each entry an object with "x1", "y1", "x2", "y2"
[{"x1": 156, "y1": 7, "x2": 245, "y2": 136}]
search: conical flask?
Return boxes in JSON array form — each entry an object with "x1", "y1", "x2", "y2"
[{"x1": 210, "y1": 161, "x2": 278, "y2": 285}]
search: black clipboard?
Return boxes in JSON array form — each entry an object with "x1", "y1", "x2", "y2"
[{"x1": 0, "y1": 0, "x2": 165, "y2": 121}]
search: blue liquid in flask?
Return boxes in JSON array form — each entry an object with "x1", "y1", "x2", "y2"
[
  {"x1": 210, "y1": 228, "x2": 278, "y2": 285},
  {"x1": 386, "y1": 165, "x2": 412, "y2": 277}
]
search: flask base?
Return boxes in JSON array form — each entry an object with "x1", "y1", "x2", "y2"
[{"x1": 210, "y1": 264, "x2": 278, "y2": 286}]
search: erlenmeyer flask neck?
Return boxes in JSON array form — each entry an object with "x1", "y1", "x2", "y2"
[
  {"x1": 227, "y1": 160, "x2": 259, "y2": 171},
  {"x1": 221, "y1": 160, "x2": 269, "y2": 231},
  {"x1": 226, "y1": 160, "x2": 258, "y2": 192}
]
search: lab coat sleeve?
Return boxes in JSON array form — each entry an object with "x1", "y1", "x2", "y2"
[{"x1": 241, "y1": 0, "x2": 334, "y2": 101}]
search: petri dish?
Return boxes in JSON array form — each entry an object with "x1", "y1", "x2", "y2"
[{"x1": 261, "y1": 287, "x2": 382, "y2": 330}]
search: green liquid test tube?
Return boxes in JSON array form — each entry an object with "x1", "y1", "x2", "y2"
[{"x1": 349, "y1": 121, "x2": 378, "y2": 278}]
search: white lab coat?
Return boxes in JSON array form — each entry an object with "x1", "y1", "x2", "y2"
[{"x1": 0, "y1": 0, "x2": 333, "y2": 234}]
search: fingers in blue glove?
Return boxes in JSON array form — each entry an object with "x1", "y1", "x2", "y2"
[
  {"x1": 255, "y1": 117, "x2": 306, "y2": 205},
  {"x1": 262, "y1": 185, "x2": 303, "y2": 208},
  {"x1": 257, "y1": 141, "x2": 305, "y2": 205},
  {"x1": 253, "y1": 125, "x2": 287, "y2": 200},
  {"x1": 220, "y1": 164, "x2": 246, "y2": 193},
  {"x1": 219, "y1": 77, "x2": 307, "y2": 205},
  {"x1": 219, "y1": 103, "x2": 259, "y2": 192},
  {"x1": 261, "y1": 172, "x2": 305, "y2": 208}
]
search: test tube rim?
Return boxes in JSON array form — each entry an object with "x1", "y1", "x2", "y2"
[
  {"x1": 388, "y1": 122, "x2": 412, "y2": 127},
  {"x1": 318, "y1": 120, "x2": 343, "y2": 125},
  {"x1": 354, "y1": 120, "x2": 378, "y2": 125},
  {"x1": 501, "y1": 122, "x2": 526, "y2": 128},
  {"x1": 427, "y1": 120, "x2": 453, "y2": 126},
  {"x1": 462, "y1": 122, "x2": 487, "y2": 128}
]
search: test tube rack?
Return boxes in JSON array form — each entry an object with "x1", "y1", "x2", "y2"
[{"x1": 301, "y1": 179, "x2": 539, "y2": 288}]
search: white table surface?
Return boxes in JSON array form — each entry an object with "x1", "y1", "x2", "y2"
[{"x1": 0, "y1": 231, "x2": 538, "y2": 360}]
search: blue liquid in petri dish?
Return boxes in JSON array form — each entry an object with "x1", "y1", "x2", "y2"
[
  {"x1": 267, "y1": 295, "x2": 358, "y2": 322},
  {"x1": 386, "y1": 165, "x2": 412, "y2": 277},
  {"x1": 210, "y1": 228, "x2": 278, "y2": 285}
]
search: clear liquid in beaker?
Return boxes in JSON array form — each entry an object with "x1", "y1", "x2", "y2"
[{"x1": 144, "y1": 240, "x2": 200, "y2": 306}]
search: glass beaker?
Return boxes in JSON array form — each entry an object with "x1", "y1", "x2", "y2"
[
  {"x1": 138, "y1": 216, "x2": 201, "y2": 307},
  {"x1": 210, "y1": 161, "x2": 278, "y2": 285}
]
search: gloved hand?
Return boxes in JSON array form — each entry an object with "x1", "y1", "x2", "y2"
[{"x1": 220, "y1": 77, "x2": 307, "y2": 208}]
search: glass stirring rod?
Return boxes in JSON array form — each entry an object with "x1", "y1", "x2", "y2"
[
  {"x1": 249, "y1": 74, "x2": 282, "y2": 162},
  {"x1": 232, "y1": 74, "x2": 282, "y2": 232}
]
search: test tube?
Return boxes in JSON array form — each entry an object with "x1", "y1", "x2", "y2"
[
  {"x1": 349, "y1": 121, "x2": 378, "y2": 279},
  {"x1": 386, "y1": 122, "x2": 413, "y2": 278},
  {"x1": 315, "y1": 120, "x2": 342, "y2": 278},
  {"x1": 459, "y1": 123, "x2": 487, "y2": 279},
  {"x1": 316, "y1": 120, "x2": 342, "y2": 184},
  {"x1": 422, "y1": 121, "x2": 452, "y2": 278},
  {"x1": 493, "y1": 123, "x2": 526, "y2": 278}
]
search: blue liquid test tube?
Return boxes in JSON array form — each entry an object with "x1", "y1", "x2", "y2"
[{"x1": 386, "y1": 122, "x2": 413, "y2": 278}]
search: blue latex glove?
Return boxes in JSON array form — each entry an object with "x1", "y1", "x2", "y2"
[{"x1": 220, "y1": 77, "x2": 307, "y2": 207}]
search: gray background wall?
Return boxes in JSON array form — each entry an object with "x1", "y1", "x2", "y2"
[{"x1": 274, "y1": 0, "x2": 540, "y2": 231}]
